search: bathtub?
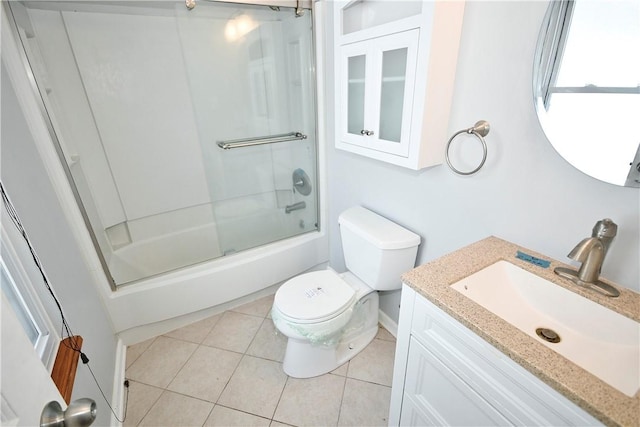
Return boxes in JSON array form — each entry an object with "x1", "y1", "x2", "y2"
[
  {"x1": 108, "y1": 223, "x2": 223, "y2": 285},
  {"x1": 109, "y1": 226, "x2": 328, "y2": 343}
]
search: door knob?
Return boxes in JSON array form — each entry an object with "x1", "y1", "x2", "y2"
[{"x1": 41, "y1": 398, "x2": 97, "y2": 427}]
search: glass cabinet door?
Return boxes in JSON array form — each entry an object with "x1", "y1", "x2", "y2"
[
  {"x1": 339, "y1": 29, "x2": 418, "y2": 157},
  {"x1": 379, "y1": 47, "x2": 408, "y2": 143},
  {"x1": 347, "y1": 55, "x2": 367, "y2": 136}
]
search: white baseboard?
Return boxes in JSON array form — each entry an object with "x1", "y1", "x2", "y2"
[
  {"x1": 378, "y1": 309, "x2": 398, "y2": 338},
  {"x1": 110, "y1": 338, "x2": 127, "y2": 427}
]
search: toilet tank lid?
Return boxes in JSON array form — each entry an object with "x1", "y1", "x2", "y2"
[{"x1": 338, "y1": 207, "x2": 421, "y2": 250}]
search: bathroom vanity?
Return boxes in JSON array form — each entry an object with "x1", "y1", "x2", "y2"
[{"x1": 389, "y1": 237, "x2": 640, "y2": 427}]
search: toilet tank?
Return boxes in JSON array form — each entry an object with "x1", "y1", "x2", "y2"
[{"x1": 338, "y1": 207, "x2": 420, "y2": 291}]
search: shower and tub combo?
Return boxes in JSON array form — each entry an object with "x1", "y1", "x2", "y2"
[{"x1": 5, "y1": 0, "x2": 326, "y2": 337}]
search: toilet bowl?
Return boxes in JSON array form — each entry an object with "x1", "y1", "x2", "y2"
[
  {"x1": 272, "y1": 206, "x2": 420, "y2": 378},
  {"x1": 272, "y1": 269, "x2": 379, "y2": 378}
]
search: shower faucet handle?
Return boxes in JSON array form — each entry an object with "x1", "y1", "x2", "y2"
[{"x1": 292, "y1": 169, "x2": 312, "y2": 196}]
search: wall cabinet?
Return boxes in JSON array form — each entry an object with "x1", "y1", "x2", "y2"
[
  {"x1": 389, "y1": 285, "x2": 601, "y2": 426},
  {"x1": 334, "y1": 1, "x2": 465, "y2": 170}
]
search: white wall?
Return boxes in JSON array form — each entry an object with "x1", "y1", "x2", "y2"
[
  {"x1": 324, "y1": 1, "x2": 640, "y2": 322},
  {"x1": 1, "y1": 64, "x2": 118, "y2": 427}
]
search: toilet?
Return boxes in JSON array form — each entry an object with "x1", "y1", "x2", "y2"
[{"x1": 271, "y1": 206, "x2": 420, "y2": 378}]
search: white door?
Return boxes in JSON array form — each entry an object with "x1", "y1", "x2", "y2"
[{"x1": 1, "y1": 293, "x2": 64, "y2": 427}]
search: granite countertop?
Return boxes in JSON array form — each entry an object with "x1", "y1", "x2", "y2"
[{"x1": 401, "y1": 236, "x2": 639, "y2": 427}]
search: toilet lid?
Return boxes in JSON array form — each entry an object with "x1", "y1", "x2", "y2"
[{"x1": 274, "y1": 270, "x2": 356, "y2": 322}]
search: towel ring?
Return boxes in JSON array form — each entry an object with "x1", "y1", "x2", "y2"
[{"x1": 445, "y1": 120, "x2": 490, "y2": 175}]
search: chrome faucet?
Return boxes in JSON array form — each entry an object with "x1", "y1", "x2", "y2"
[
  {"x1": 285, "y1": 201, "x2": 306, "y2": 214},
  {"x1": 566, "y1": 237, "x2": 605, "y2": 283},
  {"x1": 554, "y1": 218, "x2": 620, "y2": 297}
]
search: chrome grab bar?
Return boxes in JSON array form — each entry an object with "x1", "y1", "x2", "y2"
[{"x1": 217, "y1": 132, "x2": 307, "y2": 150}]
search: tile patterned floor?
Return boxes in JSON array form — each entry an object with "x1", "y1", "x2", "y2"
[{"x1": 124, "y1": 294, "x2": 397, "y2": 426}]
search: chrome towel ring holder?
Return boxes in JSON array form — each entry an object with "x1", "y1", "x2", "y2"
[{"x1": 445, "y1": 120, "x2": 491, "y2": 175}]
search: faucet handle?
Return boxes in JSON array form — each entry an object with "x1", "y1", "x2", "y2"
[{"x1": 592, "y1": 218, "x2": 617, "y2": 239}]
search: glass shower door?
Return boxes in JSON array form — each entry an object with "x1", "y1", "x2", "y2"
[
  {"x1": 176, "y1": 2, "x2": 318, "y2": 256},
  {"x1": 8, "y1": 1, "x2": 318, "y2": 285}
]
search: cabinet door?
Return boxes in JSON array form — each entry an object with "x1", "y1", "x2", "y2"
[
  {"x1": 401, "y1": 337, "x2": 512, "y2": 426},
  {"x1": 408, "y1": 295, "x2": 602, "y2": 426},
  {"x1": 340, "y1": 40, "x2": 369, "y2": 143},
  {"x1": 338, "y1": 29, "x2": 418, "y2": 156}
]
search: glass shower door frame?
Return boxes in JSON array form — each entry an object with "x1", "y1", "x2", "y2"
[{"x1": 4, "y1": 0, "x2": 320, "y2": 289}]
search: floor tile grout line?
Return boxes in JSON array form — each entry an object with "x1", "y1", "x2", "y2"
[
  {"x1": 127, "y1": 372, "x2": 391, "y2": 417},
  {"x1": 125, "y1": 336, "x2": 158, "y2": 370},
  {"x1": 122, "y1": 379, "x2": 164, "y2": 427},
  {"x1": 202, "y1": 310, "x2": 268, "y2": 354},
  {"x1": 237, "y1": 308, "x2": 285, "y2": 424},
  {"x1": 128, "y1": 339, "x2": 203, "y2": 401},
  {"x1": 200, "y1": 404, "x2": 215, "y2": 427},
  {"x1": 193, "y1": 340, "x2": 246, "y2": 357},
  {"x1": 208, "y1": 333, "x2": 277, "y2": 420},
  {"x1": 244, "y1": 316, "x2": 268, "y2": 356},
  {"x1": 135, "y1": 387, "x2": 166, "y2": 426},
  {"x1": 266, "y1": 373, "x2": 289, "y2": 424},
  {"x1": 161, "y1": 339, "x2": 201, "y2": 393},
  {"x1": 160, "y1": 315, "x2": 222, "y2": 346},
  {"x1": 335, "y1": 372, "x2": 349, "y2": 427},
  {"x1": 211, "y1": 402, "x2": 273, "y2": 423},
  {"x1": 139, "y1": 378, "x2": 223, "y2": 405},
  {"x1": 230, "y1": 309, "x2": 272, "y2": 319},
  {"x1": 213, "y1": 352, "x2": 246, "y2": 408}
]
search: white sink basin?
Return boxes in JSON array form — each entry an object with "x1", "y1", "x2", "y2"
[{"x1": 451, "y1": 260, "x2": 640, "y2": 397}]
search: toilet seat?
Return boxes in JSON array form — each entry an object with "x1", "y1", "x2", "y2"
[{"x1": 274, "y1": 270, "x2": 356, "y2": 324}]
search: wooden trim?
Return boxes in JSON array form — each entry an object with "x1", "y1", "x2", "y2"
[{"x1": 50, "y1": 336, "x2": 83, "y2": 404}]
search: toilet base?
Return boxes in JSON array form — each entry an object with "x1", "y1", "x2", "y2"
[{"x1": 282, "y1": 292, "x2": 379, "y2": 378}]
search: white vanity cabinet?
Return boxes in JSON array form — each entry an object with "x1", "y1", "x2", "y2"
[
  {"x1": 389, "y1": 285, "x2": 601, "y2": 426},
  {"x1": 334, "y1": 1, "x2": 465, "y2": 170}
]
